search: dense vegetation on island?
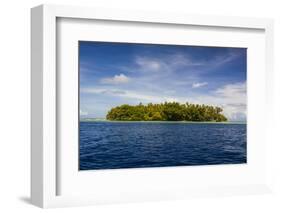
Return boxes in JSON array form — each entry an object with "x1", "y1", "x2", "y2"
[{"x1": 106, "y1": 102, "x2": 227, "y2": 122}]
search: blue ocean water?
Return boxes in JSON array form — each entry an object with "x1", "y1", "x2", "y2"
[{"x1": 79, "y1": 122, "x2": 246, "y2": 170}]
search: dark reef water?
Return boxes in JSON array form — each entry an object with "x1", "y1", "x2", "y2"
[{"x1": 79, "y1": 122, "x2": 246, "y2": 170}]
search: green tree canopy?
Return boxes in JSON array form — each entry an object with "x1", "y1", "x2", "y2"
[{"x1": 106, "y1": 102, "x2": 227, "y2": 122}]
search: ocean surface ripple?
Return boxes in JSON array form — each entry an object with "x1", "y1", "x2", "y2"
[{"x1": 79, "y1": 122, "x2": 246, "y2": 170}]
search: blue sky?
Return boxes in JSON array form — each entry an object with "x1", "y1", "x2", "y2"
[{"x1": 79, "y1": 41, "x2": 247, "y2": 121}]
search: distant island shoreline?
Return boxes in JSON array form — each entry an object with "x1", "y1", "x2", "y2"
[
  {"x1": 105, "y1": 102, "x2": 228, "y2": 122},
  {"x1": 79, "y1": 102, "x2": 247, "y2": 123},
  {"x1": 80, "y1": 118, "x2": 246, "y2": 124}
]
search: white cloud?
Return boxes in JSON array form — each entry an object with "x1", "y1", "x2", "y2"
[
  {"x1": 216, "y1": 82, "x2": 246, "y2": 121},
  {"x1": 193, "y1": 82, "x2": 247, "y2": 121},
  {"x1": 215, "y1": 82, "x2": 246, "y2": 97},
  {"x1": 100, "y1": 73, "x2": 130, "y2": 84},
  {"x1": 192, "y1": 82, "x2": 208, "y2": 88},
  {"x1": 82, "y1": 88, "x2": 162, "y2": 102},
  {"x1": 81, "y1": 87, "x2": 178, "y2": 103},
  {"x1": 80, "y1": 110, "x2": 88, "y2": 116},
  {"x1": 171, "y1": 54, "x2": 204, "y2": 67},
  {"x1": 135, "y1": 54, "x2": 204, "y2": 74},
  {"x1": 135, "y1": 57, "x2": 162, "y2": 72},
  {"x1": 133, "y1": 51, "x2": 238, "y2": 75},
  {"x1": 81, "y1": 88, "x2": 126, "y2": 95}
]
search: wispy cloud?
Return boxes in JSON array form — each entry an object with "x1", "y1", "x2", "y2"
[
  {"x1": 100, "y1": 73, "x2": 130, "y2": 84},
  {"x1": 135, "y1": 57, "x2": 162, "y2": 72},
  {"x1": 193, "y1": 82, "x2": 247, "y2": 121},
  {"x1": 134, "y1": 49, "x2": 240, "y2": 74},
  {"x1": 80, "y1": 109, "x2": 88, "y2": 116},
  {"x1": 215, "y1": 82, "x2": 246, "y2": 97},
  {"x1": 82, "y1": 88, "x2": 126, "y2": 95},
  {"x1": 82, "y1": 87, "x2": 171, "y2": 102},
  {"x1": 134, "y1": 54, "x2": 204, "y2": 74},
  {"x1": 171, "y1": 53, "x2": 204, "y2": 67},
  {"x1": 192, "y1": 82, "x2": 208, "y2": 88}
]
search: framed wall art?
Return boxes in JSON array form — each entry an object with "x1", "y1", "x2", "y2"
[{"x1": 31, "y1": 4, "x2": 274, "y2": 208}]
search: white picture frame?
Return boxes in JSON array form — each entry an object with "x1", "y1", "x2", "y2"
[{"x1": 31, "y1": 4, "x2": 274, "y2": 208}]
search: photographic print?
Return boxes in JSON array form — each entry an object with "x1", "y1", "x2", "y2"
[{"x1": 79, "y1": 41, "x2": 247, "y2": 170}]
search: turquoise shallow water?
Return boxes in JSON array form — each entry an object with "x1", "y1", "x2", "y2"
[{"x1": 79, "y1": 122, "x2": 246, "y2": 170}]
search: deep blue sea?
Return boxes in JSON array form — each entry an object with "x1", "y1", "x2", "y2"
[{"x1": 79, "y1": 122, "x2": 246, "y2": 170}]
